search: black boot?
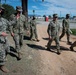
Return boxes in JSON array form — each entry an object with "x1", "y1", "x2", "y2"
[
  {"x1": 70, "y1": 46, "x2": 74, "y2": 51},
  {"x1": 57, "y1": 49, "x2": 61, "y2": 55}
]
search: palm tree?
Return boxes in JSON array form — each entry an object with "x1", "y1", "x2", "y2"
[
  {"x1": 0, "y1": 0, "x2": 44, "y2": 20},
  {"x1": 21, "y1": 0, "x2": 44, "y2": 20},
  {"x1": 21, "y1": 0, "x2": 28, "y2": 20}
]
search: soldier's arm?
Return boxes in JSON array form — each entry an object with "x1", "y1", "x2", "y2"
[
  {"x1": 58, "y1": 23, "x2": 60, "y2": 32},
  {"x1": 47, "y1": 23, "x2": 51, "y2": 36},
  {"x1": 6, "y1": 19, "x2": 14, "y2": 36},
  {"x1": 62, "y1": 19, "x2": 65, "y2": 29}
]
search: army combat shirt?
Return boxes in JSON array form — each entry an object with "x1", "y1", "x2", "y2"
[
  {"x1": 47, "y1": 20, "x2": 60, "y2": 37},
  {"x1": 10, "y1": 13, "x2": 28, "y2": 34}
]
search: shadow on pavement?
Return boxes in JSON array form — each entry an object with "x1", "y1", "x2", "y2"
[
  {"x1": 27, "y1": 44, "x2": 46, "y2": 50},
  {"x1": 24, "y1": 35, "x2": 30, "y2": 40},
  {"x1": 10, "y1": 46, "x2": 17, "y2": 53},
  {"x1": 8, "y1": 46, "x2": 21, "y2": 61},
  {"x1": 42, "y1": 37, "x2": 49, "y2": 40}
]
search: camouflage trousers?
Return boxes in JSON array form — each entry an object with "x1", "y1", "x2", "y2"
[
  {"x1": 13, "y1": 33, "x2": 23, "y2": 52},
  {"x1": 59, "y1": 29, "x2": 70, "y2": 42},
  {"x1": 71, "y1": 41, "x2": 76, "y2": 48},
  {"x1": 30, "y1": 27, "x2": 38, "y2": 40},
  {"x1": 0, "y1": 36, "x2": 10, "y2": 65},
  {"x1": 47, "y1": 36, "x2": 60, "y2": 50}
]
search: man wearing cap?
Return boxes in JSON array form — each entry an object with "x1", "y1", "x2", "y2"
[
  {"x1": 10, "y1": 6, "x2": 28, "y2": 59},
  {"x1": 47, "y1": 14, "x2": 60, "y2": 54},
  {"x1": 0, "y1": 6, "x2": 11, "y2": 73},
  {"x1": 59, "y1": 14, "x2": 72, "y2": 44},
  {"x1": 30, "y1": 16, "x2": 39, "y2": 42},
  {"x1": 70, "y1": 41, "x2": 76, "y2": 51}
]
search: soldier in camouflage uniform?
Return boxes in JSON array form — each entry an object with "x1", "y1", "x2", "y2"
[
  {"x1": 0, "y1": 7, "x2": 11, "y2": 73},
  {"x1": 10, "y1": 6, "x2": 28, "y2": 59},
  {"x1": 30, "y1": 16, "x2": 39, "y2": 42},
  {"x1": 59, "y1": 14, "x2": 72, "y2": 44},
  {"x1": 70, "y1": 41, "x2": 76, "y2": 51},
  {"x1": 47, "y1": 14, "x2": 60, "y2": 54}
]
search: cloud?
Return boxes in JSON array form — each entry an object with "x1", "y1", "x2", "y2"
[
  {"x1": 32, "y1": 6, "x2": 39, "y2": 9},
  {"x1": 40, "y1": 0, "x2": 76, "y2": 16}
]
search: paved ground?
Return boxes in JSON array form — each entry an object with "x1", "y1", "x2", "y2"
[
  {"x1": 0, "y1": 21, "x2": 76, "y2": 75},
  {"x1": 36, "y1": 24, "x2": 76, "y2": 75},
  {"x1": 0, "y1": 34, "x2": 43, "y2": 75}
]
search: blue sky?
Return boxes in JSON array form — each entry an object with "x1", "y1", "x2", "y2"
[{"x1": 1, "y1": 0, "x2": 76, "y2": 17}]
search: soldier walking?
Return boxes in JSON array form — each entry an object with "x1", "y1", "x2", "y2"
[
  {"x1": 70, "y1": 41, "x2": 76, "y2": 51},
  {"x1": 0, "y1": 6, "x2": 11, "y2": 73},
  {"x1": 59, "y1": 14, "x2": 72, "y2": 44},
  {"x1": 10, "y1": 6, "x2": 28, "y2": 59},
  {"x1": 30, "y1": 16, "x2": 39, "y2": 42},
  {"x1": 47, "y1": 14, "x2": 60, "y2": 54}
]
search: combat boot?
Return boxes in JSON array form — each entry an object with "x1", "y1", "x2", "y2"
[
  {"x1": 57, "y1": 49, "x2": 61, "y2": 55},
  {"x1": 47, "y1": 48, "x2": 51, "y2": 51},
  {"x1": 18, "y1": 52, "x2": 22, "y2": 60},
  {"x1": 36, "y1": 39, "x2": 40, "y2": 42},
  {"x1": 67, "y1": 41, "x2": 72, "y2": 45},
  {"x1": 70, "y1": 46, "x2": 74, "y2": 51},
  {"x1": 0, "y1": 65, "x2": 9, "y2": 73}
]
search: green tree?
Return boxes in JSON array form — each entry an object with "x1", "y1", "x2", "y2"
[
  {"x1": 1, "y1": 0, "x2": 44, "y2": 20},
  {"x1": 2, "y1": 4, "x2": 15, "y2": 20}
]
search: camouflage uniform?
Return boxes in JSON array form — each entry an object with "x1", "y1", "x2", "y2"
[
  {"x1": 10, "y1": 6, "x2": 27, "y2": 53},
  {"x1": 30, "y1": 16, "x2": 39, "y2": 41},
  {"x1": 47, "y1": 14, "x2": 60, "y2": 54},
  {"x1": 70, "y1": 41, "x2": 76, "y2": 51},
  {"x1": 0, "y1": 15, "x2": 11, "y2": 65},
  {"x1": 59, "y1": 14, "x2": 71, "y2": 44}
]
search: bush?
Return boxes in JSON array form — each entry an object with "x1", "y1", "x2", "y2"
[{"x1": 71, "y1": 29, "x2": 76, "y2": 35}]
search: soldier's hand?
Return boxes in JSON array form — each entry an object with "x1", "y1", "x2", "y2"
[
  {"x1": 11, "y1": 32, "x2": 14, "y2": 37},
  {"x1": 1, "y1": 32, "x2": 8, "y2": 37},
  {"x1": 27, "y1": 30, "x2": 30, "y2": 35}
]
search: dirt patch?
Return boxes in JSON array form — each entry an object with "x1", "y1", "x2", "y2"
[{"x1": 36, "y1": 24, "x2": 76, "y2": 75}]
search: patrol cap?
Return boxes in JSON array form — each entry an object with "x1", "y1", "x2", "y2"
[
  {"x1": 53, "y1": 14, "x2": 58, "y2": 18},
  {"x1": 66, "y1": 14, "x2": 70, "y2": 17},
  {"x1": 16, "y1": 6, "x2": 22, "y2": 11}
]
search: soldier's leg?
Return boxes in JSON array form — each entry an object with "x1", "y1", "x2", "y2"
[
  {"x1": 13, "y1": 34, "x2": 22, "y2": 59},
  {"x1": 19, "y1": 33, "x2": 23, "y2": 48},
  {"x1": 55, "y1": 37, "x2": 60, "y2": 54},
  {"x1": 66, "y1": 30, "x2": 71, "y2": 44},
  {"x1": 70, "y1": 41, "x2": 76, "y2": 51},
  {"x1": 5, "y1": 37, "x2": 10, "y2": 53},
  {"x1": 34, "y1": 28, "x2": 39, "y2": 42},
  {"x1": 13, "y1": 34, "x2": 20, "y2": 52},
  {"x1": 0, "y1": 43, "x2": 9, "y2": 73},
  {"x1": 59, "y1": 29, "x2": 65, "y2": 40},
  {"x1": 30, "y1": 28, "x2": 35, "y2": 40},
  {"x1": 47, "y1": 38, "x2": 53, "y2": 51}
]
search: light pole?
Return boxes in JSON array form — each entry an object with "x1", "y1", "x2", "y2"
[
  {"x1": 33, "y1": 10, "x2": 35, "y2": 16},
  {"x1": 60, "y1": 11, "x2": 61, "y2": 18}
]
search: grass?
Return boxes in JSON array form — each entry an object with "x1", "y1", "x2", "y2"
[{"x1": 71, "y1": 29, "x2": 76, "y2": 35}]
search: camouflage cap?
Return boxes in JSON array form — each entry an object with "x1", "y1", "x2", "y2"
[
  {"x1": 53, "y1": 14, "x2": 58, "y2": 18},
  {"x1": 66, "y1": 14, "x2": 70, "y2": 17},
  {"x1": 16, "y1": 6, "x2": 22, "y2": 11}
]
